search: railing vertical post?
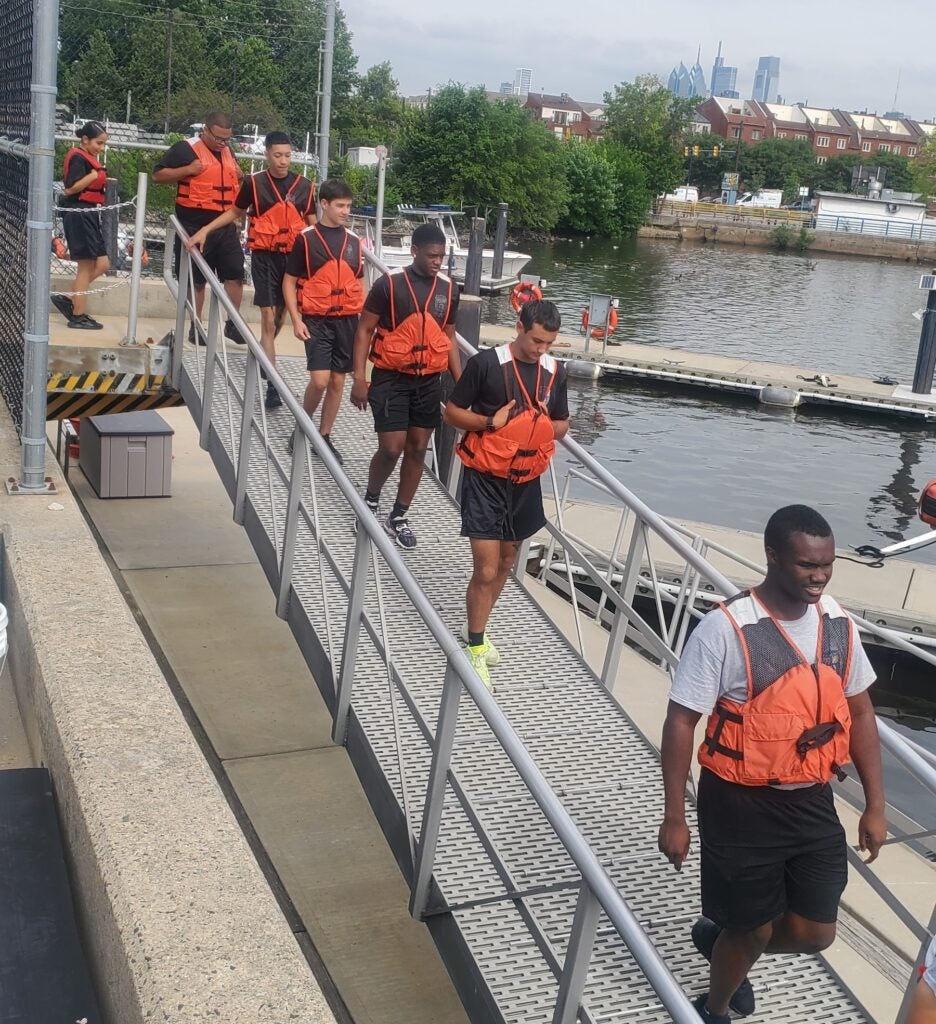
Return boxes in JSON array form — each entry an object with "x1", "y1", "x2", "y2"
[
  {"x1": 233, "y1": 350, "x2": 259, "y2": 525},
  {"x1": 198, "y1": 291, "x2": 221, "y2": 448},
  {"x1": 332, "y1": 526, "x2": 371, "y2": 744},
  {"x1": 123, "y1": 171, "x2": 148, "y2": 345},
  {"x1": 551, "y1": 882, "x2": 600, "y2": 1024},
  {"x1": 600, "y1": 519, "x2": 645, "y2": 688},
  {"x1": 276, "y1": 428, "x2": 307, "y2": 619},
  {"x1": 171, "y1": 241, "x2": 189, "y2": 388},
  {"x1": 410, "y1": 660, "x2": 463, "y2": 919}
]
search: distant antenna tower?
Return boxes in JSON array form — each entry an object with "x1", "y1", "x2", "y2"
[{"x1": 891, "y1": 69, "x2": 901, "y2": 113}]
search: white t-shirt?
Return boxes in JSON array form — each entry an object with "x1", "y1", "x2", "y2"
[
  {"x1": 922, "y1": 934, "x2": 936, "y2": 997},
  {"x1": 669, "y1": 600, "x2": 876, "y2": 715}
]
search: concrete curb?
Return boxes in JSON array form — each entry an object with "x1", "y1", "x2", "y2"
[{"x1": 1, "y1": 412, "x2": 336, "y2": 1023}]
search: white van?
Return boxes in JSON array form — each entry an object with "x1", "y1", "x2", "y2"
[
  {"x1": 735, "y1": 189, "x2": 783, "y2": 209},
  {"x1": 663, "y1": 186, "x2": 699, "y2": 203}
]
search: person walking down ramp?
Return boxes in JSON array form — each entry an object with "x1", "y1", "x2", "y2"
[
  {"x1": 657, "y1": 504, "x2": 886, "y2": 1022},
  {"x1": 444, "y1": 299, "x2": 569, "y2": 690},
  {"x1": 350, "y1": 223, "x2": 461, "y2": 547}
]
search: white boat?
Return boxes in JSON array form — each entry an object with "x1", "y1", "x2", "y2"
[{"x1": 356, "y1": 205, "x2": 532, "y2": 290}]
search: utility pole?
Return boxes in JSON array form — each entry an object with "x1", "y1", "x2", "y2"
[
  {"x1": 164, "y1": 11, "x2": 177, "y2": 136},
  {"x1": 317, "y1": 0, "x2": 335, "y2": 181}
]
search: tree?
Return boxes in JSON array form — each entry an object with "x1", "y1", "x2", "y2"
[
  {"x1": 602, "y1": 75, "x2": 694, "y2": 198},
  {"x1": 737, "y1": 138, "x2": 817, "y2": 197},
  {"x1": 337, "y1": 62, "x2": 404, "y2": 148},
  {"x1": 72, "y1": 30, "x2": 126, "y2": 121},
  {"x1": 559, "y1": 143, "x2": 618, "y2": 235},
  {"x1": 911, "y1": 133, "x2": 936, "y2": 201},
  {"x1": 680, "y1": 133, "x2": 733, "y2": 196},
  {"x1": 393, "y1": 85, "x2": 568, "y2": 231}
]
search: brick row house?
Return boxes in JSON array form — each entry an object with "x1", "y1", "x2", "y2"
[
  {"x1": 523, "y1": 93, "x2": 605, "y2": 140},
  {"x1": 698, "y1": 96, "x2": 936, "y2": 163}
]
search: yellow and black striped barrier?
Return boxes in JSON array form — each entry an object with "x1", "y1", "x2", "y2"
[{"x1": 46, "y1": 370, "x2": 184, "y2": 419}]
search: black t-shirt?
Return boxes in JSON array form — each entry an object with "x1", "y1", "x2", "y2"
[
  {"x1": 284, "y1": 225, "x2": 362, "y2": 278},
  {"x1": 449, "y1": 345, "x2": 570, "y2": 420},
  {"x1": 155, "y1": 139, "x2": 232, "y2": 229},
  {"x1": 234, "y1": 170, "x2": 302, "y2": 211},
  {"x1": 364, "y1": 267, "x2": 460, "y2": 330},
  {"x1": 61, "y1": 151, "x2": 96, "y2": 208}
]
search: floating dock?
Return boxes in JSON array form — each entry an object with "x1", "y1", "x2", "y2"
[{"x1": 478, "y1": 325, "x2": 936, "y2": 421}]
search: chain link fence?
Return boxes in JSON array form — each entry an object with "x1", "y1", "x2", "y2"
[{"x1": 0, "y1": 0, "x2": 33, "y2": 431}]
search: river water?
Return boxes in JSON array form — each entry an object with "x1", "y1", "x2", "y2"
[{"x1": 483, "y1": 236, "x2": 936, "y2": 565}]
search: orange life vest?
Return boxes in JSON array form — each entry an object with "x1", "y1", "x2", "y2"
[
  {"x1": 921, "y1": 478, "x2": 936, "y2": 527},
  {"x1": 246, "y1": 171, "x2": 315, "y2": 253},
  {"x1": 63, "y1": 147, "x2": 106, "y2": 205},
  {"x1": 457, "y1": 344, "x2": 558, "y2": 482},
  {"x1": 176, "y1": 137, "x2": 240, "y2": 212},
  {"x1": 698, "y1": 590, "x2": 854, "y2": 787},
  {"x1": 369, "y1": 267, "x2": 453, "y2": 375},
  {"x1": 296, "y1": 226, "x2": 364, "y2": 317}
]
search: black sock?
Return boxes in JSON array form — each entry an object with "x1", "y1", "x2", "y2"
[
  {"x1": 364, "y1": 489, "x2": 380, "y2": 510},
  {"x1": 390, "y1": 500, "x2": 409, "y2": 521},
  {"x1": 468, "y1": 630, "x2": 485, "y2": 647}
]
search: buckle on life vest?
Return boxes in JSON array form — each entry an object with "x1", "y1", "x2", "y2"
[
  {"x1": 330, "y1": 288, "x2": 346, "y2": 296},
  {"x1": 795, "y1": 721, "x2": 843, "y2": 759},
  {"x1": 704, "y1": 704, "x2": 744, "y2": 760}
]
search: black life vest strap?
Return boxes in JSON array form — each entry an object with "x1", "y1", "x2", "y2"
[{"x1": 703, "y1": 704, "x2": 744, "y2": 760}]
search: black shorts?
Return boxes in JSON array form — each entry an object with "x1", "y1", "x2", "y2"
[
  {"x1": 367, "y1": 368, "x2": 441, "y2": 433},
  {"x1": 62, "y1": 206, "x2": 106, "y2": 261},
  {"x1": 303, "y1": 315, "x2": 357, "y2": 373},
  {"x1": 174, "y1": 222, "x2": 245, "y2": 286},
  {"x1": 697, "y1": 769, "x2": 848, "y2": 931},
  {"x1": 250, "y1": 250, "x2": 288, "y2": 308},
  {"x1": 459, "y1": 466, "x2": 546, "y2": 542}
]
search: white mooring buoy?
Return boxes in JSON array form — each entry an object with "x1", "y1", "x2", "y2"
[
  {"x1": 758, "y1": 385, "x2": 800, "y2": 408},
  {"x1": 566, "y1": 360, "x2": 603, "y2": 380}
]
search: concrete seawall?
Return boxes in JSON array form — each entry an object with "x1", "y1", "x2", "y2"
[
  {"x1": 0, "y1": 406, "x2": 337, "y2": 1023},
  {"x1": 640, "y1": 217, "x2": 936, "y2": 262}
]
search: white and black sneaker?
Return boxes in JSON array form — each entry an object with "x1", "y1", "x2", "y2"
[
  {"x1": 51, "y1": 294, "x2": 74, "y2": 321},
  {"x1": 384, "y1": 512, "x2": 416, "y2": 549}
]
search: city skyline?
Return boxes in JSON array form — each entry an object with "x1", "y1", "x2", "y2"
[{"x1": 341, "y1": 0, "x2": 933, "y2": 121}]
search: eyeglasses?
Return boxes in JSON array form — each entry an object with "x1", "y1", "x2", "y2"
[{"x1": 204, "y1": 126, "x2": 232, "y2": 145}]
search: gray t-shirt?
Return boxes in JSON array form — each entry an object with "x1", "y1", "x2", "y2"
[
  {"x1": 923, "y1": 935, "x2": 936, "y2": 997},
  {"x1": 669, "y1": 600, "x2": 876, "y2": 715}
]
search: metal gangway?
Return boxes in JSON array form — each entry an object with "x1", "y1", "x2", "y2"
[{"x1": 164, "y1": 217, "x2": 936, "y2": 1024}]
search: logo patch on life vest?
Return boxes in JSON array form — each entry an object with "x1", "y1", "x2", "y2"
[{"x1": 433, "y1": 294, "x2": 448, "y2": 316}]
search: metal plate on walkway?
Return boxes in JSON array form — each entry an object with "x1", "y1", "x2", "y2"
[{"x1": 182, "y1": 350, "x2": 870, "y2": 1024}]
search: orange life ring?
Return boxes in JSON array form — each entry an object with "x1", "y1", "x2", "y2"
[
  {"x1": 510, "y1": 280, "x2": 542, "y2": 312},
  {"x1": 921, "y1": 478, "x2": 936, "y2": 527},
  {"x1": 582, "y1": 306, "x2": 618, "y2": 338}
]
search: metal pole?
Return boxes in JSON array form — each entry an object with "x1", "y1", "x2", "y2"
[
  {"x1": 374, "y1": 146, "x2": 387, "y2": 261},
  {"x1": 164, "y1": 12, "x2": 175, "y2": 136},
  {"x1": 491, "y1": 202, "x2": 508, "y2": 280},
  {"x1": 317, "y1": 0, "x2": 335, "y2": 182},
  {"x1": 101, "y1": 177, "x2": 119, "y2": 270},
  {"x1": 13, "y1": 0, "x2": 59, "y2": 494},
  {"x1": 464, "y1": 216, "x2": 485, "y2": 296},
  {"x1": 911, "y1": 280, "x2": 936, "y2": 395},
  {"x1": 124, "y1": 171, "x2": 147, "y2": 345}
]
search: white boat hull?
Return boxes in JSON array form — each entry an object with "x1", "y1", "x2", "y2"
[{"x1": 376, "y1": 245, "x2": 531, "y2": 281}]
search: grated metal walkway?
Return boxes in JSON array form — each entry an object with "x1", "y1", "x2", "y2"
[{"x1": 179, "y1": 350, "x2": 870, "y2": 1024}]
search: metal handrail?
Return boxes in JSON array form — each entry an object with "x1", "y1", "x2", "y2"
[{"x1": 167, "y1": 217, "x2": 700, "y2": 1023}]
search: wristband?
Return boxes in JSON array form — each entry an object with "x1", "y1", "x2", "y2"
[{"x1": 485, "y1": 415, "x2": 495, "y2": 432}]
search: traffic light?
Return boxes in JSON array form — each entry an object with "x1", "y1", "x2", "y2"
[
  {"x1": 712, "y1": 144, "x2": 719, "y2": 157},
  {"x1": 693, "y1": 145, "x2": 700, "y2": 157},
  {"x1": 684, "y1": 146, "x2": 689, "y2": 157}
]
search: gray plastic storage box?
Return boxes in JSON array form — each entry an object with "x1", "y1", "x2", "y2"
[{"x1": 79, "y1": 411, "x2": 174, "y2": 498}]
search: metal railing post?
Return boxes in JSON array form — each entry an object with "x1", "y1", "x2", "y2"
[
  {"x1": 233, "y1": 350, "x2": 259, "y2": 524},
  {"x1": 123, "y1": 171, "x2": 148, "y2": 346},
  {"x1": 171, "y1": 241, "x2": 189, "y2": 388},
  {"x1": 410, "y1": 660, "x2": 463, "y2": 918},
  {"x1": 276, "y1": 429, "x2": 307, "y2": 618},
  {"x1": 551, "y1": 882, "x2": 600, "y2": 1024},
  {"x1": 198, "y1": 290, "x2": 220, "y2": 448},
  {"x1": 13, "y1": 0, "x2": 59, "y2": 495},
  {"x1": 600, "y1": 518, "x2": 645, "y2": 687},
  {"x1": 332, "y1": 526, "x2": 371, "y2": 745}
]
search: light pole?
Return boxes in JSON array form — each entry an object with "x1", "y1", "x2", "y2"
[{"x1": 72, "y1": 60, "x2": 80, "y2": 122}]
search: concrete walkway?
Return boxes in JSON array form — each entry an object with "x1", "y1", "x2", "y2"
[
  {"x1": 0, "y1": 664, "x2": 34, "y2": 770},
  {"x1": 66, "y1": 406, "x2": 467, "y2": 1024}
]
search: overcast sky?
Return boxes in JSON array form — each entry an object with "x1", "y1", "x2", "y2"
[{"x1": 341, "y1": 0, "x2": 934, "y2": 122}]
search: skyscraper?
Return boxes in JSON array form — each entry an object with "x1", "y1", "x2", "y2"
[
  {"x1": 751, "y1": 56, "x2": 780, "y2": 103},
  {"x1": 513, "y1": 68, "x2": 533, "y2": 97},
  {"x1": 710, "y1": 41, "x2": 739, "y2": 99},
  {"x1": 666, "y1": 50, "x2": 707, "y2": 98}
]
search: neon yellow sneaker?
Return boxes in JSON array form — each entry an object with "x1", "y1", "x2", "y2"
[
  {"x1": 460, "y1": 623, "x2": 501, "y2": 666},
  {"x1": 466, "y1": 644, "x2": 493, "y2": 691}
]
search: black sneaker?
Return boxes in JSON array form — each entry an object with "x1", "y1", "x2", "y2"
[
  {"x1": 264, "y1": 384, "x2": 282, "y2": 409},
  {"x1": 321, "y1": 434, "x2": 343, "y2": 466},
  {"x1": 691, "y1": 918, "x2": 755, "y2": 1017},
  {"x1": 287, "y1": 429, "x2": 295, "y2": 456},
  {"x1": 51, "y1": 294, "x2": 74, "y2": 320},
  {"x1": 692, "y1": 995, "x2": 731, "y2": 1024},
  {"x1": 384, "y1": 512, "x2": 416, "y2": 549},
  {"x1": 224, "y1": 319, "x2": 248, "y2": 345},
  {"x1": 187, "y1": 323, "x2": 207, "y2": 346},
  {"x1": 67, "y1": 314, "x2": 103, "y2": 330}
]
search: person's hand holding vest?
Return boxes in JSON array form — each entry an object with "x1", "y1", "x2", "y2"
[
  {"x1": 185, "y1": 158, "x2": 204, "y2": 178},
  {"x1": 350, "y1": 377, "x2": 369, "y2": 410},
  {"x1": 491, "y1": 399, "x2": 516, "y2": 429}
]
